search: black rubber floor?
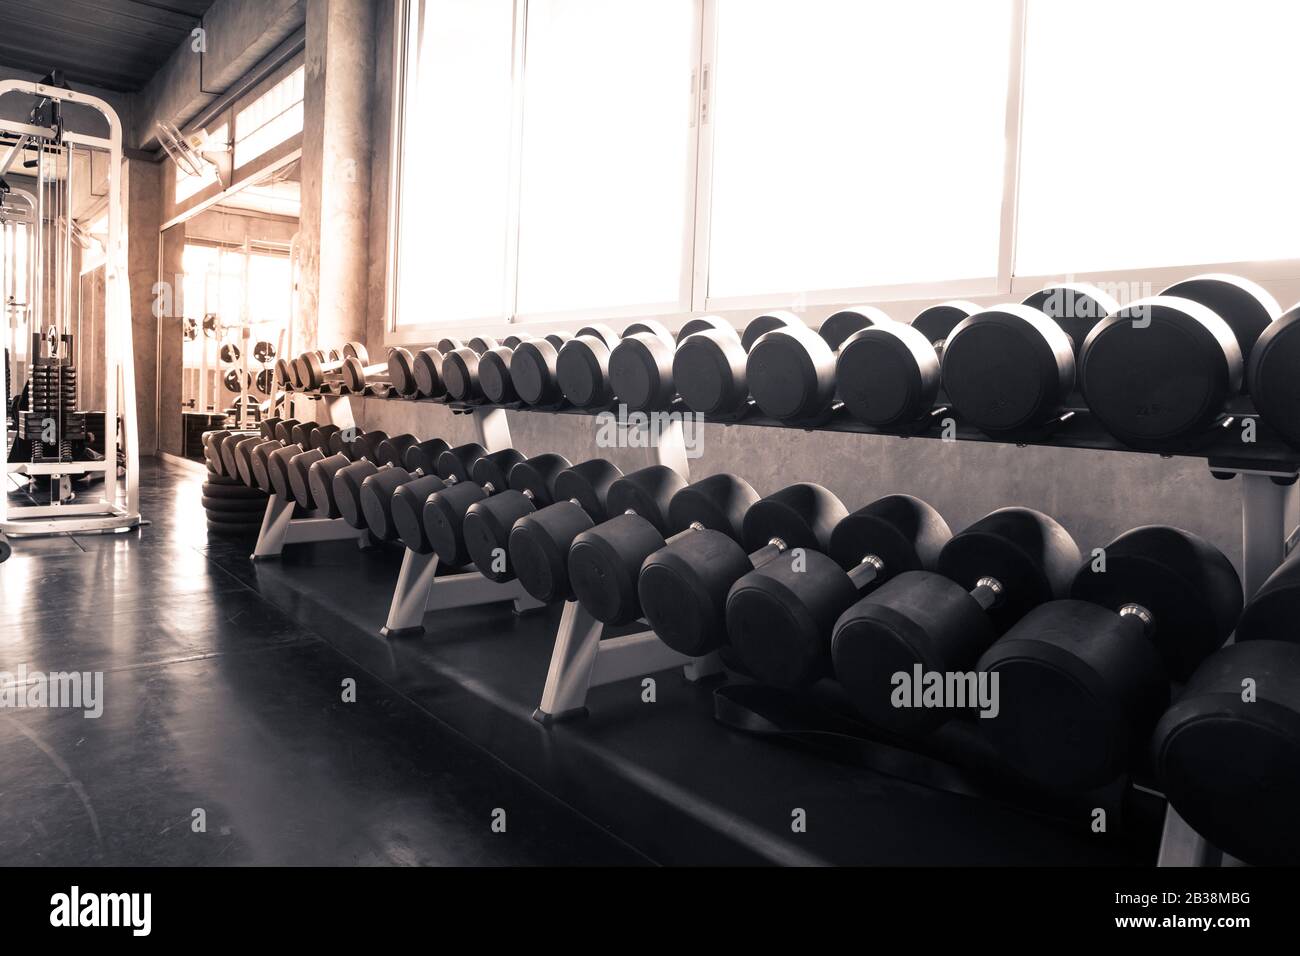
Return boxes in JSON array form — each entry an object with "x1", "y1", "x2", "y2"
[
  {"x1": 0, "y1": 458, "x2": 1160, "y2": 865},
  {"x1": 0, "y1": 460, "x2": 645, "y2": 865}
]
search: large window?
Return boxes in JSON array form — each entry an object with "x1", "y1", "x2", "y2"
[
  {"x1": 1015, "y1": 0, "x2": 1300, "y2": 276},
  {"x1": 392, "y1": 0, "x2": 1300, "y2": 330},
  {"x1": 707, "y1": 0, "x2": 1012, "y2": 300}
]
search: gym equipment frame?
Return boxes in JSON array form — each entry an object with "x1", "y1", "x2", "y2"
[{"x1": 1, "y1": 79, "x2": 141, "y2": 542}]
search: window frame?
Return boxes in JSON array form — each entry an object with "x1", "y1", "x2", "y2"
[{"x1": 386, "y1": 0, "x2": 1300, "y2": 345}]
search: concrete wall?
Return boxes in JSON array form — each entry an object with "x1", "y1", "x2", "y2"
[{"x1": 132, "y1": 0, "x2": 307, "y2": 150}]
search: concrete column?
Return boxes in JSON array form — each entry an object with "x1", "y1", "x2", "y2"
[
  {"x1": 158, "y1": 224, "x2": 187, "y2": 456},
  {"x1": 124, "y1": 158, "x2": 163, "y2": 457},
  {"x1": 299, "y1": 0, "x2": 374, "y2": 353}
]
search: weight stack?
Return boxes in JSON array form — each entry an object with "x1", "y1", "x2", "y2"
[{"x1": 20, "y1": 361, "x2": 84, "y2": 463}]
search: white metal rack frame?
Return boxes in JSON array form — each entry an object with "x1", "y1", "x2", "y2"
[
  {"x1": 532, "y1": 415, "x2": 723, "y2": 723},
  {"x1": 0, "y1": 79, "x2": 141, "y2": 537}
]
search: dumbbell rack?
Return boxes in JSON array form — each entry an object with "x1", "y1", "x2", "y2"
[
  {"x1": 378, "y1": 404, "x2": 541, "y2": 637},
  {"x1": 315, "y1": 374, "x2": 1300, "y2": 866},
  {"x1": 250, "y1": 393, "x2": 370, "y2": 560},
  {"x1": 533, "y1": 414, "x2": 724, "y2": 724}
]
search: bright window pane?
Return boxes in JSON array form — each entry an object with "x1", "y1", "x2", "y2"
[
  {"x1": 397, "y1": 0, "x2": 515, "y2": 325},
  {"x1": 235, "y1": 70, "x2": 304, "y2": 167},
  {"x1": 1017, "y1": 0, "x2": 1300, "y2": 275},
  {"x1": 515, "y1": 0, "x2": 696, "y2": 314},
  {"x1": 707, "y1": 0, "x2": 1012, "y2": 299}
]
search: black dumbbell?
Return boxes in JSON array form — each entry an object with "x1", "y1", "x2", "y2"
[
  {"x1": 309, "y1": 423, "x2": 341, "y2": 453},
  {"x1": 673, "y1": 311, "x2": 805, "y2": 416},
  {"x1": 411, "y1": 347, "x2": 446, "y2": 399},
  {"x1": 1152, "y1": 562, "x2": 1300, "y2": 865},
  {"x1": 977, "y1": 526, "x2": 1240, "y2": 792},
  {"x1": 459, "y1": 453, "x2": 576, "y2": 580},
  {"x1": 204, "y1": 430, "x2": 235, "y2": 475},
  {"x1": 639, "y1": 482, "x2": 847, "y2": 657},
  {"x1": 332, "y1": 433, "x2": 425, "y2": 531},
  {"x1": 606, "y1": 322, "x2": 687, "y2": 413},
  {"x1": 728, "y1": 495, "x2": 954, "y2": 690},
  {"x1": 1080, "y1": 275, "x2": 1280, "y2": 450},
  {"x1": 295, "y1": 343, "x2": 369, "y2": 389},
  {"x1": 828, "y1": 507, "x2": 1078, "y2": 729},
  {"x1": 232, "y1": 433, "x2": 280, "y2": 487},
  {"x1": 556, "y1": 325, "x2": 623, "y2": 408},
  {"x1": 476, "y1": 336, "x2": 535, "y2": 405},
  {"x1": 746, "y1": 307, "x2": 892, "y2": 422},
  {"x1": 387, "y1": 347, "x2": 419, "y2": 397},
  {"x1": 507, "y1": 333, "x2": 574, "y2": 408},
  {"x1": 508, "y1": 459, "x2": 628, "y2": 603},
  {"x1": 439, "y1": 336, "x2": 513, "y2": 403},
  {"x1": 341, "y1": 355, "x2": 391, "y2": 392},
  {"x1": 421, "y1": 447, "x2": 555, "y2": 566},
  {"x1": 306, "y1": 430, "x2": 388, "y2": 518},
  {"x1": 941, "y1": 286, "x2": 1120, "y2": 437},
  {"x1": 1248, "y1": 301, "x2": 1300, "y2": 449},
  {"x1": 353, "y1": 435, "x2": 455, "y2": 541},
  {"x1": 836, "y1": 300, "x2": 979, "y2": 428},
  {"x1": 274, "y1": 358, "x2": 295, "y2": 390},
  {"x1": 568, "y1": 472, "x2": 754, "y2": 626}
]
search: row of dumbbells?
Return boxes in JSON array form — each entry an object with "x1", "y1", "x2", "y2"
[
  {"x1": 207, "y1": 421, "x2": 1300, "y2": 864},
  {"x1": 364, "y1": 273, "x2": 1300, "y2": 453},
  {"x1": 273, "y1": 342, "x2": 374, "y2": 393}
]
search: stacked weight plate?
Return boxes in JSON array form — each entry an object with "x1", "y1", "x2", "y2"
[
  {"x1": 201, "y1": 430, "x2": 268, "y2": 534},
  {"x1": 19, "y1": 361, "x2": 84, "y2": 462}
]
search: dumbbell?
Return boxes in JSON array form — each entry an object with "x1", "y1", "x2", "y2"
[
  {"x1": 387, "y1": 347, "x2": 419, "y2": 397},
  {"x1": 355, "y1": 436, "x2": 469, "y2": 542},
  {"x1": 442, "y1": 344, "x2": 491, "y2": 403},
  {"x1": 233, "y1": 424, "x2": 298, "y2": 487},
  {"x1": 507, "y1": 333, "x2": 574, "y2": 408},
  {"x1": 977, "y1": 526, "x2": 1240, "y2": 792},
  {"x1": 835, "y1": 300, "x2": 978, "y2": 428},
  {"x1": 1247, "y1": 301, "x2": 1300, "y2": 449},
  {"x1": 306, "y1": 430, "x2": 389, "y2": 518},
  {"x1": 606, "y1": 321, "x2": 697, "y2": 412},
  {"x1": 726, "y1": 495, "x2": 953, "y2": 690},
  {"x1": 1152, "y1": 557, "x2": 1300, "y2": 865},
  {"x1": 287, "y1": 430, "x2": 404, "y2": 512},
  {"x1": 309, "y1": 423, "x2": 341, "y2": 453},
  {"x1": 746, "y1": 307, "x2": 893, "y2": 422},
  {"x1": 421, "y1": 446, "x2": 552, "y2": 566},
  {"x1": 453, "y1": 453, "x2": 579, "y2": 578},
  {"x1": 331, "y1": 433, "x2": 423, "y2": 530},
  {"x1": 827, "y1": 507, "x2": 1078, "y2": 730},
  {"x1": 274, "y1": 358, "x2": 295, "y2": 390},
  {"x1": 556, "y1": 325, "x2": 624, "y2": 408},
  {"x1": 507, "y1": 459, "x2": 629, "y2": 603},
  {"x1": 673, "y1": 311, "x2": 805, "y2": 416},
  {"x1": 568, "y1": 472, "x2": 754, "y2": 625},
  {"x1": 477, "y1": 335, "x2": 536, "y2": 405},
  {"x1": 340, "y1": 355, "x2": 391, "y2": 392},
  {"x1": 295, "y1": 343, "x2": 369, "y2": 389},
  {"x1": 939, "y1": 285, "x2": 1120, "y2": 437},
  {"x1": 1080, "y1": 275, "x2": 1280, "y2": 450},
  {"x1": 204, "y1": 430, "x2": 236, "y2": 475},
  {"x1": 639, "y1": 482, "x2": 847, "y2": 656}
]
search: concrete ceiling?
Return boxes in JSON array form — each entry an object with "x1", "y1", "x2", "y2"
[{"x1": 0, "y1": 0, "x2": 215, "y2": 93}]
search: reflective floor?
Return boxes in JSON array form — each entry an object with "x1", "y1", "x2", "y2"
[{"x1": 0, "y1": 459, "x2": 645, "y2": 865}]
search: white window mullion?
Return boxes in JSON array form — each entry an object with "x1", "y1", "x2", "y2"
[
  {"x1": 687, "y1": 0, "x2": 717, "y2": 314},
  {"x1": 995, "y1": 0, "x2": 1028, "y2": 296},
  {"x1": 504, "y1": 0, "x2": 529, "y2": 323}
]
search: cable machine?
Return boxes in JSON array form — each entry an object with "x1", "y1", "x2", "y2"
[{"x1": 0, "y1": 75, "x2": 141, "y2": 559}]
